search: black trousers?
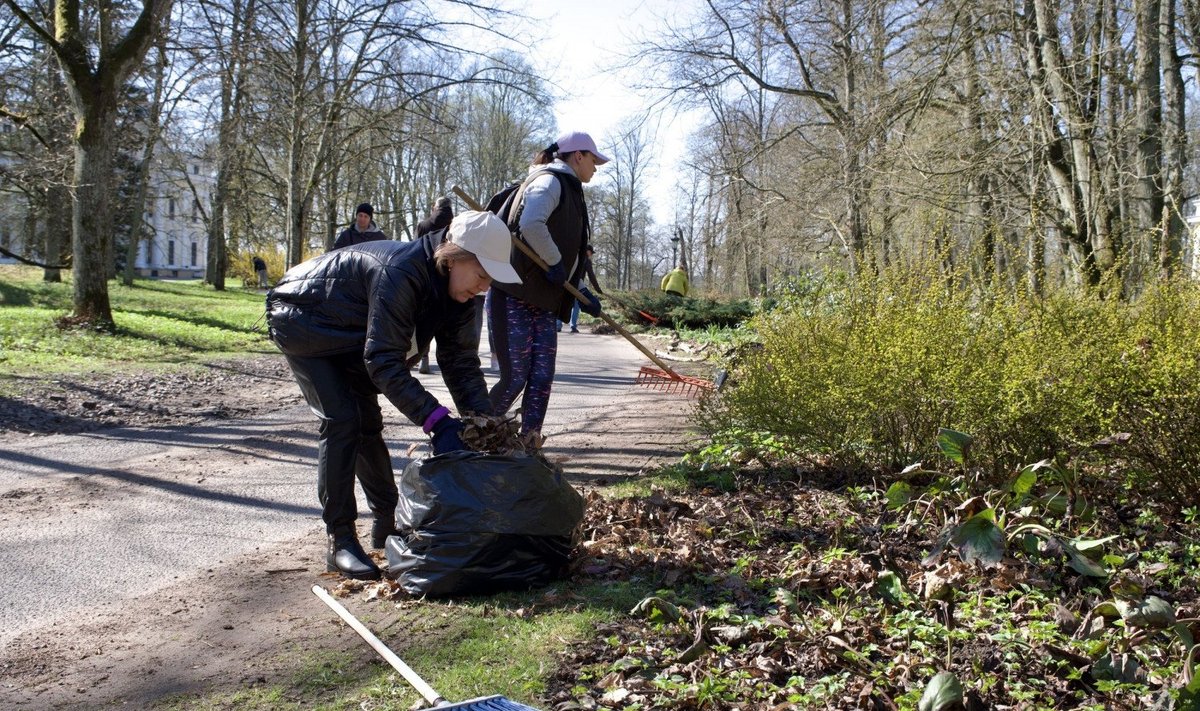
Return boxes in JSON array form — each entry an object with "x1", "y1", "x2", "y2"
[{"x1": 284, "y1": 351, "x2": 398, "y2": 534}]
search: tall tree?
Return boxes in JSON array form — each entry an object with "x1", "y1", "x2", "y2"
[
  {"x1": 4, "y1": 0, "x2": 174, "y2": 329},
  {"x1": 189, "y1": 0, "x2": 258, "y2": 290},
  {"x1": 0, "y1": 16, "x2": 74, "y2": 282}
]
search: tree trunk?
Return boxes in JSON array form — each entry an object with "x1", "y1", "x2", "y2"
[
  {"x1": 5, "y1": 0, "x2": 173, "y2": 327},
  {"x1": 71, "y1": 102, "x2": 119, "y2": 327},
  {"x1": 1158, "y1": 0, "x2": 1186, "y2": 275},
  {"x1": 1025, "y1": 0, "x2": 1115, "y2": 285},
  {"x1": 124, "y1": 39, "x2": 168, "y2": 287},
  {"x1": 205, "y1": 0, "x2": 256, "y2": 291},
  {"x1": 1133, "y1": 0, "x2": 1165, "y2": 273},
  {"x1": 42, "y1": 184, "x2": 69, "y2": 283}
]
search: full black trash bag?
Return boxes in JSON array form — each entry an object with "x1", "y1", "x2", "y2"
[{"x1": 385, "y1": 450, "x2": 585, "y2": 597}]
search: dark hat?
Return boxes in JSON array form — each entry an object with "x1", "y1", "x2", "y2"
[{"x1": 356, "y1": 202, "x2": 374, "y2": 217}]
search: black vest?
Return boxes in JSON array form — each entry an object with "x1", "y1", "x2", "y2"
[{"x1": 494, "y1": 168, "x2": 587, "y2": 321}]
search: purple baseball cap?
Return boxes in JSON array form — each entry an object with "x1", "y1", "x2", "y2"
[{"x1": 556, "y1": 131, "x2": 612, "y2": 165}]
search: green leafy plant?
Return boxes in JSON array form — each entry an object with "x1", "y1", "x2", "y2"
[
  {"x1": 696, "y1": 266, "x2": 1200, "y2": 503},
  {"x1": 918, "y1": 671, "x2": 964, "y2": 711}
]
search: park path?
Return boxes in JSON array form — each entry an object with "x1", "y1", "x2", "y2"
[{"x1": 0, "y1": 326, "x2": 696, "y2": 711}]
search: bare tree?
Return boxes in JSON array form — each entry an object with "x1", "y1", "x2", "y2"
[
  {"x1": 4, "y1": 0, "x2": 174, "y2": 329},
  {"x1": 185, "y1": 0, "x2": 259, "y2": 290},
  {"x1": 0, "y1": 16, "x2": 74, "y2": 282},
  {"x1": 601, "y1": 114, "x2": 655, "y2": 290}
]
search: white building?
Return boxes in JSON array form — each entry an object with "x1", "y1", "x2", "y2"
[
  {"x1": 137, "y1": 152, "x2": 213, "y2": 279},
  {"x1": 1187, "y1": 196, "x2": 1200, "y2": 278},
  {"x1": 0, "y1": 136, "x2": 212, "y2": 279}
]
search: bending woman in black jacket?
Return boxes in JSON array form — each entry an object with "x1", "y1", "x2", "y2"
[{"x1": 266, "y1": 211, "x2": 520, "y2": 580}]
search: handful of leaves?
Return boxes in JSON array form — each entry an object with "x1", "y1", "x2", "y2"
[{"x1": 460, "y1": 413, "x2": 545, "y2": 455}]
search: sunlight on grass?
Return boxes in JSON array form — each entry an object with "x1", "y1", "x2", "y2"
[{"x1": 0, "y1": 265, "x2": 273, "y2": 376}]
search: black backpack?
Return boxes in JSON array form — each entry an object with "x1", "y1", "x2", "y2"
[
  {"x1": 483, "y1": 168, "x2": 561, "y2": 229},
  {"x1": 484, "y1": 181, "x2": 521, "y2": 225}
]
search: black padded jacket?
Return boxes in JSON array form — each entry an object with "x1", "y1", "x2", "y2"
[{"x1": 265, "y1": 234, "x2": 488, "y2": 427}]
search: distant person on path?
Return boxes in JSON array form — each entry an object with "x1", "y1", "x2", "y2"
[
  {"x1": 558, "y1": 245, "x2": 603, "y2": 333},
  {"x1": 414, "y1": 197, "x2": 465, "y2": 375},
  {"x1": 265, "y1": 211, "x2": 520, "y2": 581},
  {"x1": 252, "y1": 255, "x2": 268, "y2": 288},
  {"x1": 661, "y1": 265, "x2": 689, "y2": 297},
  {"x1": 488, "y1": 130, "x2": 608, "y2": 440},
  {"x1": 333, "y1": 202, "x2": 387, "y2": 250}
]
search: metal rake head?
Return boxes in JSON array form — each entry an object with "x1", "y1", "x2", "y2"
[{"x1": 635, "y1": 365, "x2": 714, "y2": 398}]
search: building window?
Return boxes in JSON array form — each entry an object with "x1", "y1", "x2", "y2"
[
  {"x1": 190, "y1": 242, "x2": 198, "y2": 266},
  {"x1": 192, "y1": 199, "x2": 199, "y2": 222},
  {"x1": 168, "y1": 198, "x2": 176, "y2": 219},
  {"x1": 168, "y1": 240, "x2": 175, "y2": 265},
  {"x1": 192, "y1": 164, "x2": 199, "y2": 175}
]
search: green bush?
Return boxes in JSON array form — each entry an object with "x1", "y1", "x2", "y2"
[
  {"x1": 611, "y1": 289, "x2": 756, "y2": 329},
  {"x1": 697, "y1": 268, "x2": 1200, "y2": 503}
]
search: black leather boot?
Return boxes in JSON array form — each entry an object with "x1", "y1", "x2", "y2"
[
  {"x1": 371, "y1": 517, "x2": 401, "y2": 549},
  {"x1": 326, "y1": 530, "x2": 381, "y2": 580}
]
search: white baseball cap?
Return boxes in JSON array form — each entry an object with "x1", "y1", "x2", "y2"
[
  {"x1": 447, "y1": 211, "x2": 521, "y2": 284},
  {"x1": 556, "y1": 130, "x2": 612, "y2": 165}
]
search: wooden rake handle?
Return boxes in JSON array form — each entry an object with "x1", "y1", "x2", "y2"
[
  {"x1": 450, "y1": 185, "x2": 684, "y2": 381},
  {"x1": 311, "y1": 585, "x2": 446, "y2": 706}
]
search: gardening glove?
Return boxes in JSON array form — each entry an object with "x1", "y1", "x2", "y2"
[
  {"x1": 577, "y1": 287, "x2": 602, "y2": 317},
  {"x1": 545, "y1": 260, "x2": 568, "y2": 287},
  {"x1": 429, "y1": 415, "x2": 466, "y2": 455}
]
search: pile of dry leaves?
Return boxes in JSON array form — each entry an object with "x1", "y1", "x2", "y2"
[{"x1": 541, "y1": 476, "x2": 1199, "y2": 710}]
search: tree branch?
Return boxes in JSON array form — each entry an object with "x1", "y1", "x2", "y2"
[
  {"x1": 0, "y1": 106, "x2": 52, "y2": 148},
  {"x1": 0, "y1": 245, "x2": 71, "y2": 269}
]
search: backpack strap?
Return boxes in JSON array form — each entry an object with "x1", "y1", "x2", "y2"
[{"x1": 505, "y1": 168, "x2": 563, "y2": 233}]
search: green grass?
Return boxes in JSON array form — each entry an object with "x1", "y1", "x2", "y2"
[
  {"x1": 0, "y1": 265, "x2": 274, "y2": 376},
  {"x1": 153, "y1": 580, "x2": 653, "y2": 710}
]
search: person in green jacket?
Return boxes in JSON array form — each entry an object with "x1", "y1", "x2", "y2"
[{"x1": 661, "y1": 265, "x2": 689, "y2": 297}]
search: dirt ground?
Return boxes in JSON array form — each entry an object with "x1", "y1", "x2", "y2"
[{"x1": 0, "y1": 353, "x2": 697, "y2": 710}]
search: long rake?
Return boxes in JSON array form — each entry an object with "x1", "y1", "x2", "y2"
[
  {"x1": 312, "y1": 585, "x2": 539, "y2": 710},
  {"x1": 450, "y1": 184, "x2": 714, "y2": 398}
]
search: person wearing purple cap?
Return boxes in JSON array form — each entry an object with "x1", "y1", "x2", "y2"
[
  {"x1": 266, "y1": 211, "x2": 521, "y2": 580},
  {"x1": 487, "y1": 130, "x2": 609, "y2": 441}
]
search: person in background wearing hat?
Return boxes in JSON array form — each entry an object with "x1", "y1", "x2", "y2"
[
  {"x1": 266, "y1": 211, "x2": 521, "y2": 580},
  {"x1": 333, "y1": 202, "x2": 387, "y2": 250},
  {"x1": 487, "y1": 130, "x2": 608, "y2": 441}
]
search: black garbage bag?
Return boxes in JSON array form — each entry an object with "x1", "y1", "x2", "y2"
[{"x1": 385, "y1": 450, "x2": 585, "y2": 597}]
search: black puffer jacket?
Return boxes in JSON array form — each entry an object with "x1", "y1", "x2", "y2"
[{"x1": 265, "y1": 234, "x2": 488, "y2": 427}]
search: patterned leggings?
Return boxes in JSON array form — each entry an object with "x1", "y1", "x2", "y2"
[{"x1": 487, "y1": 288, "x2": 558, "y2": 435}]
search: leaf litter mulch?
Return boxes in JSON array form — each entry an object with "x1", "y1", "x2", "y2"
[
  {"x1": 539, "y1": 471, "x2": 1200, "y2": 710},
  {"x1": 334, "y1": 465, "x2": 1199, "y2": 709}
]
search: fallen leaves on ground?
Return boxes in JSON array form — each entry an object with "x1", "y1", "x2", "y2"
[{"x1": 542, "y1": 474, "x2": 1200, "y2": 710}]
